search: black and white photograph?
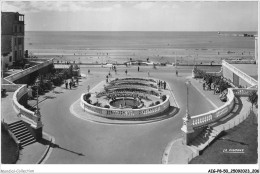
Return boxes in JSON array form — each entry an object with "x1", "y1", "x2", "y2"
[{"x1": 1, "y1": 0, "x2": 258, "y2": 173}]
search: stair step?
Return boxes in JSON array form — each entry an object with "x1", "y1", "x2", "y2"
[
  {"x1": 19, "y1": 134, "x2": 34, "y2": 142},
  {"x1": 12, "y1": 127, "x2": 28, "y2": 134},
  {"x1": 16, "y1": 132, "x2": 31, "y2": 139},
  {"x1": 14, "y1": 129, "x2": 30, "y2": 137},
  {"x1": 20, "y1": 137, "x2": 35, "y2": 144},
  {"x1": 8, "y1": 121, "x2": 24, "y2": 128},
  {"x1": 21, "y1": 139, "x2": 36, "y2": 147},
  {"x1": 9, "y1": 123, "x2": 24, "y2": 130},
  {"x1": 10, "y1": 125, "x2": 27, "y2": 132}
]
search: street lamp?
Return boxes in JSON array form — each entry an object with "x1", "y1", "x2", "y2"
[
  {"x1": 35, "y1": 78, "x2": 40, "y2": 114},
  {"x1": 185, "y1": 80, "x2": 191, "y2": 119}
]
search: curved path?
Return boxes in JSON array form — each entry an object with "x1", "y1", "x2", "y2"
[{"x1": 39, "y1": 66, "x2": 215, "y2": 164}]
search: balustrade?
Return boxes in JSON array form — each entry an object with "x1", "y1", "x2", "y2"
[
  {"x1": 81, "y1": 94, "x2": 170, "y2": 119},
  {"x1": 12, "y1": 85, "x2": 41, "y2": 127},
  {"x1": 187, "y1": 87, "x2": 255, "y2": 129}
]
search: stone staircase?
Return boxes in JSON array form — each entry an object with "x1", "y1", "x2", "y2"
[
  {"x1": 188, "y1": 126, "x2": 222, "y2": 156},
  {"x1": 187, "y1": 97, "x2": 250, "y2": 160},
  {"x1": 8, "y1": 120, "x2": 36, "y2": 148}
]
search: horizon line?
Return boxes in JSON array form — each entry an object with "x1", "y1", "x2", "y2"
[{"x1": 25, "y1": 30, "x2": 258, "y2": 32}]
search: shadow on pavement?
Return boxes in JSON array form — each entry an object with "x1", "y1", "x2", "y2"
[{"x1": 38, "y1": 138, "x2": 85, "y2": 156}]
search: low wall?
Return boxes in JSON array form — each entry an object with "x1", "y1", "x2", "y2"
[
  {"x1": 190, "y1": 88, "x2": 235, "y2": 128},
  {"x1": 12, "y1": 85, "x2": 42, "y2": 129},
  {"x1": 1, "y1": 84, "x2": 23, "y2": 92},
  {"x1": 81, "y1": 94, "x2": 170, "y2": 119},
  {"x1": 187, "y1": 88, "x2": 257, "y2": 130},
  {"x1": 5, "y1": 58, "x2": 54, "y2": 83}
]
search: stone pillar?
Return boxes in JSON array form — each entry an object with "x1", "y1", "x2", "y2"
[
  {"x1": 34, "y1": 109, "x2": 43, "y2": 140},
  {"x1": 181, "y1": 112, "x2": 194, "y2": 145}
]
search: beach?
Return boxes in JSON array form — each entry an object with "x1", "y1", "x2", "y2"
[{"x1": 25, "y1": 31, "x2": 256, "y2": 65}]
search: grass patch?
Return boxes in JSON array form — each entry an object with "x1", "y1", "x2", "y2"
[
  {"x1": 190, "y1": 110, "x2": 258, "y2": 164},
  {"x1": 1, "y1": 126, "x2": 19, "y2": 164}
]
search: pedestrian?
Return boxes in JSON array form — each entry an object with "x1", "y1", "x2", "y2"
[
  {"x1": 65, "y1": 81, "x2": 68, "y2": 89},
  {"x1": 138, "y1": 66, "x2": 140, "y2": 72},
  {"x1": 76, "y1": 78, "x2": 79, "y2": 85},
  {"x1": 69, "y1": 81, "x2": 72, "y2": 89},
  {"x1": 88, "y1": 85, "x2": 90, "y2": 92},
  {"x1": 88, "y1": 69, "x2": 90, "y2": 74},
  {"x1": 164, "y1": 81, "x2": 166, "y2": 89},
  {"x1": 125, "y1": 69, "x2": 128, "y2": 75},
  {"x1": 203, "y1": 83, "x2": 205, "y2": 90},
  {"x1": 28, "y1": 86, "x2": 33, "y2": 100},
  {"x1": 176, "y1": 70, "x2": 178, "y2": 76}
]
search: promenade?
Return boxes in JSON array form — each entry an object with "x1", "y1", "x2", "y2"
[{"x1": 2, "y1": 65, "x2": 228, "y2": 164}]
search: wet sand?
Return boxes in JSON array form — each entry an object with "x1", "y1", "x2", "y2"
[{"x1": 32, "y1": 47, "x2": 255, "y2": 65}]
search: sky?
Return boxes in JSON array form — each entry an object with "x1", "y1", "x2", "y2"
[{"x1": 1, "y1": 1, "x2": 258, "y2": 31}]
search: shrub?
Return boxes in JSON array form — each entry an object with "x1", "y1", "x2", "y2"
[
  {"x1": 85, "y1": 93, "x2": 91, "y2": 99},
  {"x1": 104, "y1": 105, "x2": 110, "y2": 108},
  {"x1": 86, "y1": 99, "x2": 91, "y2": 104},
  {"x1": 161, "y1": 95, "x2": 167, "y2": 101},
  {"x1": 155, "y1": 101, "x2": 160, "y2": 105},
  {"x1": 149, "y1": 103, "x2": 155, "y2": 107}
]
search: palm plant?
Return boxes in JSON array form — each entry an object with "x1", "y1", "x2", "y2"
[{"x1": 248, "y1": 90, "x2": 258, "y2": 109}]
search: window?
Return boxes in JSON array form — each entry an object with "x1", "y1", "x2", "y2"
[
  {"x1": 18, "y1": 38, "x2": 22, "y2": 45},
  {"x1": 19, "y1": 15, "x2": 24, "y2": 21},
  {"x1": 14, "y1": 51, "x2": 17, "y2": 61}
]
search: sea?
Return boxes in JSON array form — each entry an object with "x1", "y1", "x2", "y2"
[
  {"x1": 25, "y1": 31, "x2": 257, "y2": 50},
  {"x1": 24, "y1": 31, "x2": 257, "y2": 64}
]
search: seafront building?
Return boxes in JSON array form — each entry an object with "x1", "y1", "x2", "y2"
[{"x1": 1, "y1": 12, "x2": 25, "y2": 71}]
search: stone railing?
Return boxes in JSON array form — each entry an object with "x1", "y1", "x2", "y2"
[
  {"x1": 222, "y1": 60, "x2": 258, "y2": 86},
  {"x1": 81, "y1": 94, "x2": 170, "y2": 119},
  {"x1": 232, "y1": 88, "x2": 257, "y2": 97},
  {"x1": 12, "y1": 85, "x2": 42, "y2": 128},
  {"x1": 5, "y1": 58, "x2": 54, "y2": 83},
  {"x1": 190, "y1": 88, "x2": 235, "y2": 128},
  {"x1": 1, "y1": 84, "x2": 23, "y2": 92},
  {"x1": 187, "y1": 87, "x2": 256, "y2": 129}
]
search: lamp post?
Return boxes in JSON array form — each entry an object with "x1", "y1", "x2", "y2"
[
  {"x1": 181, "y1": 80, "x2": 193, "y2": 145},
  {"x1": 185, "y1": 80, "x2": 191, "y2": 119},
  {"x1": 35, "y1": 78, "x2": 40, "y2": 115}
]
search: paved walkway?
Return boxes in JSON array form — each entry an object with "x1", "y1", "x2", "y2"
[
  {"x1": 1, "y1": 66, "x2": 220, "y2": 164},
  {"x1": 163, "y1": 79, "x2": 252, "y2": 164}
]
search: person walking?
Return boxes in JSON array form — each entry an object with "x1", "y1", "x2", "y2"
[
  {"x1": 164, "y1": 81, "x2": 166, "y2": 89},
  {"x1": 69, "y1": 80, "x2": 72, "y2": 89},
  {"x1": 203, "y1": 82, "x2": 206, "y2": 90},
  {"x1": 88, "y1": 85, "x2": 90, "y2": 92},
  {"x1": 138, "y1": 66, "x2": 140, "y2": 72},
  {"x1": 125, "y1": 69, "x2": 128, "y2": 75},
  {"x1": 65, "y1": 80, "x2": 68, "y2": 89},
  {"x1": 76, "y1": 78, "x2": 79, "y2": 85},
  {"x1": 176, "y1": 70, "x2": 178, "y2": 77}
]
